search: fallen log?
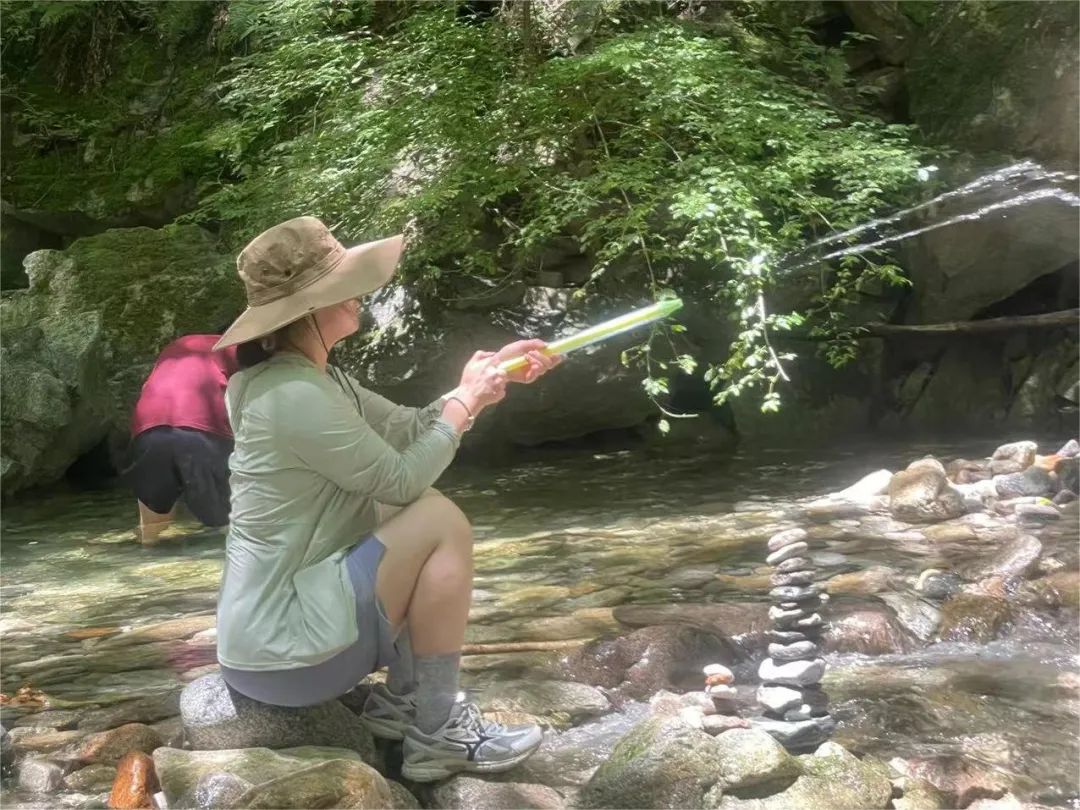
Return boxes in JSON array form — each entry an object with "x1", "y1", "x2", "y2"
[{"x1": 791, "y1": 308, "x2": 1078, "y2": 340}]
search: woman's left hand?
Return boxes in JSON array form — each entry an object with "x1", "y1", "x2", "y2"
[{"x1": 495, "y1": 339, "x2": 561, "y2": 384}]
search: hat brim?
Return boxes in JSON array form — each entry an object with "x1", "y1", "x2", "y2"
[{"x1": 214, "y1": 234, "x2": 403, "y2": 350}]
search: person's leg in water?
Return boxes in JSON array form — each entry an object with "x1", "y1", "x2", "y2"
[
  {"x1": 364, "y1": 492, "x2": 542, "y2": 781},
  {"x1": 137, "y1": 501, "x2": 176, "y2": 546}
]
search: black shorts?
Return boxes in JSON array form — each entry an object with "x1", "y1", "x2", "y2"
[{"x1": 124, "y1": 426, "x2": 233, "y2": 526}]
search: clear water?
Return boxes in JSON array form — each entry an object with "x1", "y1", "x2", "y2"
[{"x1": 1, "y1": 437, "x2": 1077, "y2": 803}]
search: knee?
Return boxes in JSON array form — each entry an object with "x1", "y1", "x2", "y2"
[{"x1": 429, "y1": 494, "x2": 472, "y2": 547}]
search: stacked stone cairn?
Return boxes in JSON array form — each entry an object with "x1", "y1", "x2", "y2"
[{"x1": 753, "y1": 528, "x2": 836, "y2": 751}]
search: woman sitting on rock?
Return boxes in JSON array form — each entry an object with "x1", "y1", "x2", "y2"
[{"x1": 213, "y1": 217, "x2": 557, "y2": 782}]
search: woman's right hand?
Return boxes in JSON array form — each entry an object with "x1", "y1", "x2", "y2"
[{"x1": 456, "y1": 351, "x2": 509, "y2": 413}]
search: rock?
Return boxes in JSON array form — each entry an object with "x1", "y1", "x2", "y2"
[
  {"x1": 1054, "y1": 456, "x2": 1079, "y2": 493},
  {"x1": 891, "y1": 755, "x2": 1014, "y2": 807},
  {"x1": 962, "y1": 535, "x2": 1042, "y2": 580},
  {"x1": 954, "y1": 479, "x2": 999, "y2": 512},
  {"x1": 836, "y1": 469, "x2": 893, "y2": 501},
  {"x1": 703, "y1": 664, "x2": 734, "y2": 686},
  {"x1": 17, "y1": 757, "x2": 65, "y2": 793},
  {"x1": 14, "y1": 710, "x2": 83, "y2": 731},
  {"x1": 766, "y1": 542, "x2": 810, "y2": 566},
  {"x1": 1053, "y1": 489, "x2": 1078, "y2": 506},
  {"x1": 937, "y1": 594, "x2": 1013, "y2": 643},
  {"x1": 701, "y1": 715, "x2": 751, "y2": 735},
  {"x1": 179, "y1": 673, "x2": 377, "y2": 767},
  {"x1": 770, "y1": 570, "x2": 815, "y2": 587},
  {"x1": 2, "y1": 226, "x2": 244, "y2": 494},
  {"x1": 79, "y1": 693, "x2": 182, "y2": 733},
  {"x1": 824, "y1": 567, "x2": 894, "y2": 596},
  {"x1": 751, "y1": 716, "x2": 836, "y2": 751},
  {"x1": 879, "y1": 592, "x2": 942, "y2": 641},
  {"x1": 679, "y1": 692, "x2": 718, "y2": 717},
  {"x1": 65, "y1": 723, "x2": 162, "y2": 767},
  {"x1": 711, "y1": 727, "x2": 800, "y2": 789},
  {"x1": 769, "y1": 585, "x2": 821, "y2": 603},
  {"x1": 757, "y1": 685, "x2": 804, "y2": 715},
  {"x1": 64, "y1": 763, "x2": 118, "y2": 793},
  {"x1": 767, "y1": 641, "x2": 819, "y2": 662},
  {"x1": 557, "y1": 625, "x2": 734, "y2": 702},
  {"x1": 824, "y1": 602, "x2": 917, "y2": 655},
  {"x1": 768, "y1": 604, "x2": 806, "y2": 623},
  {"x1": 775, "y1": 556, "x2": 814, "y2": 574},
  {"x1": 1039, "y1": 570, "x2": 1080, "y2": 607},
  {"x1": 946, "y1": 459, "x2": 993, "y2": 484},
  {"x1": 431, "y1": 775, "x2": 565, "y2": 809},
  {"x1": 966, "y1": 795, "x2": 1024, "y2": 810},
  {"x1": 154, "y1": 745, "x2": 393, "y2": 810},
  {"x1": 388, "y1": 780, "x2": 422, "y2": 809},
  {"x1": 841, "y1": 0, "x2": 914, "y2": 64},
  {"x1": 477, "y1": 680, "x2": 608, "y2": 727},
  {"x1": 1, "y1": 724, "x2": 12, "y2": 770},
  {"x1": 10, "y1": 727, "x2": 88, "y2": 755},
  {"x1": 994, "y1": 467, "x2": 1056, "y2": 499},
  {"x1": 1015, "y1": 503, "x2": 1060, "y2": 523},
  {"x1": 576, "y1": 717, "x2": 730, "y2": 808},
  {"x1": 767, "y1": 529, "x2": 808, "y2": 552},
  {"x1": 915, "y1": 570, "x2": 963, "y2": 601},
  {"x1": 1058, "y1": 439, "x2": 1080, "y2": 458},
  {"x1": 889, "y1": 460, "x2": 966, "y2": 523},
  {"x1": 757, "y1": 658, "x2": 826, "y2": 688},
  {"x1": 109, "y1": 751, "x2": 159, "y2": 810},
  {"x1": 990, "y1": 442, "x2": 1038, "y2": 475},
  {"x1": 767, "y1": 629, "x2": 815, "y2": 645},
  {"x1": 892, "y1": 777, "x2": 948, "y2": 810}
]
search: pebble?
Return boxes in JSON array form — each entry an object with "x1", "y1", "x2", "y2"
[
  {"x1": 766, "y1": 542, "x2": 810, "y2": 566},
  {"x1": 775, "y1": 556, "x2": 814, "y2": 573},
  {"x1": 767, "y1": 629, "x2": 814, "y2": 644},
  {"x1": 769, "y1": 585, "x2": 821, "y2": 603},
  {"x1": 768, "y1": 605, "x2": 807, "y2": 623},
  {"x1": 770, "y1": 570, "x2": 816, "y2": 587},
  {"x1": 767, "y1": 528, "x2": 809, "y2": 552},
  {"x1": 768, "y1": 640, "x2": 820, "y2": 662},
  {"x1": 702, "y1": 663, "x2": 734, "y2": 685},
  {"x1": 758, "y1": 657, "x2": 826, "y2": 687}
]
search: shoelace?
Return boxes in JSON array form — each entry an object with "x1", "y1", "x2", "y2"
[{"x1": 457, "y1": 702, "x2": 507, "y2": 735}]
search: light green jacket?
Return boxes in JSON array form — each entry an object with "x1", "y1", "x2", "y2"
[{"x1": 216, "y1": 352, "x2": 459, "y2": 670}]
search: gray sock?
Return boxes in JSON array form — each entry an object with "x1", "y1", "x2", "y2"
[
  {"x1": 386, "y1": 628, "x2": 416, "y2": 696},
  {"x1": 414, "y1": 651, "x2": 461, "y2": 734}
]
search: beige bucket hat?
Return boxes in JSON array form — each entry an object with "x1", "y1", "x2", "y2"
[{"x1": 214, "y1": 217, "x2": 403, "y2": 350}]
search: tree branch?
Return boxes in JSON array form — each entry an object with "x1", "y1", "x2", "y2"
[{"x1": 791, "y1": 309, "x2": 1079, "y2": 340}]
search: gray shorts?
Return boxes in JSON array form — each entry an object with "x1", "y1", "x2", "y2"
[{"x1": 220, "y1": 535, "x2": 401, "y2": 707}]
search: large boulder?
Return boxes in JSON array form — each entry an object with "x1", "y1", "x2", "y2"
[
  {"x1": 906, "y1": 2, "x2": 1079, "y2": 169},
  {"x1": 153, "y1": 745, "x2": 392, "y2": 810},
  {"x1": 1, "y1": 225, "x2": 242, "y2": 495},
  {"x1": 888, "y1": 459, "x2": 965, "y2": 523},
  {"x1": 179, "y1": 673, "x2": 378, "y2": 768}
]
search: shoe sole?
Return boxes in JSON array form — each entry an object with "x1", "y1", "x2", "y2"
[
  {"x1": 357, "y1": 715, "x2": 409, "y2": 741},
  {"x1": 401, "y1": 744, "x2": 540, "y2": 783}
]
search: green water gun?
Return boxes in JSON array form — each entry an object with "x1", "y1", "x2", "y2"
[{"x1": 499, "y1": 297, "x2": 684, "y2": 373}]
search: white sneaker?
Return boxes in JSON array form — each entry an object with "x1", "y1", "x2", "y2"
[
  {"x1": 401, "y1": 702, "x2": 543, "y2": 782},
  {"x1": 357, "y1": 683, "x2": 415, "y2": 741}
]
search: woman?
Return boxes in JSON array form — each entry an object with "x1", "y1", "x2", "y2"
[
  {"x1": 126, "y1": 331, "x2": 240, "y2": 544},
  {"x1": 213, "y1": 216, "x2": 558, "y2": 782}
]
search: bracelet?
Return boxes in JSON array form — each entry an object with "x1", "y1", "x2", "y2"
[{"x1": 445, "y1": 395, "x2": 476, "y2": 433}]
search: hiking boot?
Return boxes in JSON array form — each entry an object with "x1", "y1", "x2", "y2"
[
  {"x1": 401, "y1": 701, "x2": 543, "y2": 782},
  {"x1": 357, "y1": 682, "x2": 415, "y2": 741}
]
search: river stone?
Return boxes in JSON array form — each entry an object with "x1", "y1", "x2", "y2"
[
  {"x1": 1053, "y1": 489, "x2": 1078, "y2": 505},
  {"x1": 823, "y1": 603, "x2": 916, "y2": 655},
  {"x1": 788, "y1": 613, "x2": 824, "y2": 632},
  {"x1": 109, "y1": 750, "x2": 159, "y2": 810},
  {"x1": 994, "y1": 467, "x2": 1055, "y2": 499},
  {"x1": 915, "y1": 570, "x2": 963, "y2": 601},
  {"x1": 63, "y1": 722, "x2": 162, "y2": 766},
  {"x1": 1058, "y1": 439, "x2": 1080, "y2": 458},
  {"x1": 154, "y1": 745, "x2": 392, "y2": 810},
  {"x1": 751, "y1": 716, "x2": 836, "y2": 752},
  {"x1": 78, "y1": 691, "x2": 181, "y2": 732},
  {"x1": 770, "y1": 570, "x2": 815, "y2": 587},
  {"x1": 478, "y1": 679, "x2": 608, "y2": 726},
  {"x1": 14, "y1": 710, "x2": 83, "y2": 730},
  {"x1": 783, "y1": 703, "x2": 828, "y2": 721},
  {"x1": 767, "y1": 529, "x2": 808, "y2": 553},
  {"x1": 1016, "y1": 503, "x2": 1060, "y2": 522},
  {"x1": 756, "y1": 685, "x2": 804, "y2": 714},
  {"x1": 711, "y1": 727, "x2": 800, "y2": 790},
  {"x1": 892, "y1": 777, "x2": 948, "y2": 810},
  {"x1": 879, "y1": 593, "x2": 941, "y2": 641},
  {"x1": 431, "y1": 775, "x2": 565, "y2": 809},
  {"x1": 767, "y1": 629, "x2": 815, "y2": 644},
  {"x1": 768, "y1": 605, "x2": 806, "y2": 624},
  {"x1": 702, "y1": 715, "x2": 751, "y2": 735},
  {"x1": 962, "y1": 534, "x2": 1042, "y2": 580},
  {"x1": 63, "y1": 763, "x2": 117, "y2": 792},
  {"x1": 758, "y1": 658, "x2": 826, "y2": 688},
  {"x1": 768, "y1": 641, "x2": 819, "y2": 662},
  {"x1": 888, "y1": 459, "x2": 965, "y2": 523},
  {"x1": 769, "y1": 585, "x2": 820, "y2": 603},
  {"x1": 836, "y1": 469, "x2": 893, "y2": 501},
  {"x1": 990, "y1": 441, "x2": 1037, "y2": 476},
  {"x1": 824, "y1": 567, "x2": 894, "y2": 596},
  {"x1": 775, "y1": 556, "x2": 814, "y2": 574},
  {"x1": 937, "y1": 594, "x2": 1013, "y2": 643},
  {"x1": 576, "y1": 716, "x2": 729, "y2": 808},
  {"x1": 946, "y1": 458, "x2": 993, "y2": 484},
  {"x1": 388, "y1": 780, "x2": 422, "y2": 809},
  {"x1": 766, "y1": 542, "x2": 810, "y2": 566},
  {"x1": 179, "y1": 673, "x2": 378, "y2": 767},
  {"x1": 17, "y1": 757, "x2": 64, "y2": 793}
]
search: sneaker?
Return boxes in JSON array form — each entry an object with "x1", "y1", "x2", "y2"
[
  {"x1": 402, "y1": 702, "x2": 543, "y2": 782},
  {"x1": 357, "y1": 683, "x2": 416, "y2": 741}
]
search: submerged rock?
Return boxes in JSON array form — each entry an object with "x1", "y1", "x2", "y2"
[
  {"x1": 937, "y1": 594, "x2": 1014, "y2": 643},
  {"x1": 961, "y1": 534, "x2": 1042, "y2": 581},
  {"x1": 17, "y1": 757, "x2": 64, "y2": 794},
  {"x1": 431, "y1": 775, "x2": 564, "y2": 809},
  {"x1": 477, "y1": 679, "x2": 609, "y2": 727},
  {"x1": 179, "y1": 673, "x2": 378, "y2": 767},
  {"x1": 154, "y1": 745, "x2": 392, "y2": 810},
  {"x1": 823, "y1": 602, "x2": 916, "y2": 655}
]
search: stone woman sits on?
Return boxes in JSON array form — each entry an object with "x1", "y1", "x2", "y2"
[{"x1": 213, "y1": 217, "x2": 558, "y2": 781}]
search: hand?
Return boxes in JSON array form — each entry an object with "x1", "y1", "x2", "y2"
[
  {"x1": 495, "y1": 339, "x2": 561, "y2": 384},
  {"x1": 457, "y1": 351, "x2": 509, "y2": 411}
]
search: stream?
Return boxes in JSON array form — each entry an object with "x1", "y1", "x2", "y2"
[{"x1": 1, "y1": 435, "x2": 1078, "y2": 806}]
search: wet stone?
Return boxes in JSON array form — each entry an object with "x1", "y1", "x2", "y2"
[
  {"x1": 1015, "y1": 503, "x2": 1060, "y2": 522},
  {"x1": 768, "y1": 605, "x2": 807, "y2": 624},
  {"x1": 753, "y1": 715, "x2": 836, "y2": 751},
  {"x1": 18, "y1": 758, "x2": 64, "y2": 793},
  {"x1": 769, "y1": 585, "x2": 821, "y2": 603},
  {"x1": 767, "y1": 630, "x2": 816, "y2": 644},
  {"x1": 767, "y1": 529, "x2": 809, "y2": 553},
  {"x1": 994, "y1": 467, "x2": 1055, "y2": 499},
  {"x1": 1053, "y1": 489, "x2": 1078, "y2": 506},
  {"x1": 770, "y1": 570, "x2": 816, "y2": 587},
  {"x1": 768, "y1": 641, "x2": 820, "y2": 662},
  {"x1": 775, "y1": 556, "x2": 814, "y2": 573},
  {"x1": 782, "y1": 703, "x2": 829, "y2": 721},
  {"x1": 1058, "y1": 439, "x2": 1079, "y2": 458},
  {"x1": 766, "y1": 542, "x2": 810, "y2": 566}
]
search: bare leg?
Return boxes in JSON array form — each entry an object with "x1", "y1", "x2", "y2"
[{"x1": 137, "y1": 501, "x2": 176, "y2": 546}]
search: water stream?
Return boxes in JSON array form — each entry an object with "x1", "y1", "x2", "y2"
[{"x1": 1, "y1": 436, "x2": 1077, "y2": 805}]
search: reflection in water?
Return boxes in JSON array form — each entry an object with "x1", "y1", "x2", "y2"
[{"x1": 1, "y1": 436, "x2": 1077, "y2": 802}]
